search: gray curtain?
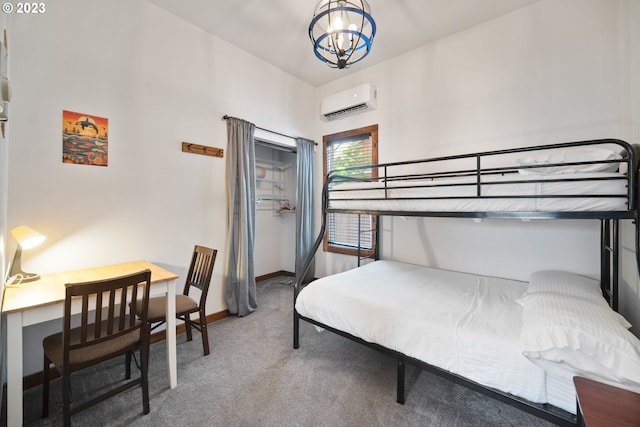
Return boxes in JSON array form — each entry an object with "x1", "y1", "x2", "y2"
[
  {"x1": 224, "y1": 117, "x2": 257, "y2": 316},
  {"x1": 295, "y1": 138, "x2": 315, "y2": 284}
]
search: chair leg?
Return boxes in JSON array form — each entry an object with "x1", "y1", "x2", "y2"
[
  {"x1": 184, "y1": 314, "x2": 193, "y2": 342},
  {"x1": 125, "y1": 351, "x2": 132, "y2": 379},
  {"x1": 200, "y1": 308, "x2": 210, "y2": 356},
  {"x1": 62, "y1": 373, "x2": 72, "y2": 427},
  {"x1": 42, "y1": 355, "x2": 50, "y2": 418},
  {"x1": 140, "y1": 346, "x2": 150, "y2": 415}
]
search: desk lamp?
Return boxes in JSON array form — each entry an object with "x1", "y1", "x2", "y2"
[{"x1": 8, "y1": 225, "x2": 46, "y2": 283}]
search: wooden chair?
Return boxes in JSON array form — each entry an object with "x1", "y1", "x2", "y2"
[
  {"x1": 42, "y1": 270, "x2": 152, "y2": 426},
  {"x1": 146, "y1": 245, "x2": 216, "y2": 356}
]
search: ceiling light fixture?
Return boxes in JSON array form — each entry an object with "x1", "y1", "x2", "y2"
[{"x1": 309, "y1": 0, "x2": 376, "y2": 70}]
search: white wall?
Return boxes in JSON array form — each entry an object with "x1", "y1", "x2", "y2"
[
  {"x1": 313, "y1": 0, "x2": 640, "y2": 296},
  {"x1": 7, "y1": 0, "x2": 314, "y2": 375}
]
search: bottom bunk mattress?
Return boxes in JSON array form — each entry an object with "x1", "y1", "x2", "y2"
[{"x1": 294, "y1": 260, "x2": 559, "y2": 411}]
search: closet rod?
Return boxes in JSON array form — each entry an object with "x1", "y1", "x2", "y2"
[{"x1": 222, "y1": 114, "x2": 317, "y2": 145}]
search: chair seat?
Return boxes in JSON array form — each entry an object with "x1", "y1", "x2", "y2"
[
  {"x1": 43, "y1": 317, "x2": 141, "y2": 368},
  {"x1": 147, "y1": 294, "x2": 198, "y2": 322}
]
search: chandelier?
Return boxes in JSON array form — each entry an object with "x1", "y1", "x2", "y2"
[{"x1": 309, "y1": 0, "x2": 376, "y2": 69}]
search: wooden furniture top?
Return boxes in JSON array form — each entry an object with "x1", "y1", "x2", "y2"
[
  {"x1": 2, "y1": 260, "x2": 178, "y2": 315},
  {"x1": 574, "y1": 376, "x2": 640, "y2": 427}
]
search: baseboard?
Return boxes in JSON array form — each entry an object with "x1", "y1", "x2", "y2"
[{"x1": 256, "y1": 270, "x2": 294, "y2": 282}]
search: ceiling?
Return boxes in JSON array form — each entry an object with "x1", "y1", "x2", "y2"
[{"x1": 146, "y1": 0, "x2": 539, "y2": 87}]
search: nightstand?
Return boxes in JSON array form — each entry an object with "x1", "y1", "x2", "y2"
[{"x1": 574, "y1": 376, "x2": 640, "y2": 426}]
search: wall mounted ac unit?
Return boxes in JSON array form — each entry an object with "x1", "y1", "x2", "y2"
[{"x1": 320, "y1": 83, "x2": 377, "y2": 121}]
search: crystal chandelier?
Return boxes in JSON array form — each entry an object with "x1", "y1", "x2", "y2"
[{"x1": 309, "y1": 0, "x2": 376, "y2": 69}]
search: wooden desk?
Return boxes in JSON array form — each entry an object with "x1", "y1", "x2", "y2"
[
  {"x1": 574, "y1": 376, "x2": 640, "y2": 426},
  {"x1": 2, "y1": 260, "x2": 179, "y2": 427}
]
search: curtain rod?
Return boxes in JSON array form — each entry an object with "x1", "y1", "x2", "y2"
[{"x1": 222, "y1": 115, "x2": 317, "y2": 146}]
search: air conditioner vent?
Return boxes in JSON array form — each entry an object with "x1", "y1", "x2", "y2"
[
  {"x1": 321, "y1": 84, "x2": 377, "y2": 121},
  {"x1": 323, "y1": 102, "x2": 369, "y2": 120}
]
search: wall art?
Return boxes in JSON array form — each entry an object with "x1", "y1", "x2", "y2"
[{"x1": 62, "y1": 110, "x2": 108, "y2": 166}]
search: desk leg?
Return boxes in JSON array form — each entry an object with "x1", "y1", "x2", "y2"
[
  {"x1": 166, "y1": 279, "x2": 177, "y2": 388},
  {"x1": 6, "y1": 311, "x2": 23, "y2": 427}
]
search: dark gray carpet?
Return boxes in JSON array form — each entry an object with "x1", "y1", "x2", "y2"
[{"x1": 16, "y1": 277, "x2": 561, "y2": 426}]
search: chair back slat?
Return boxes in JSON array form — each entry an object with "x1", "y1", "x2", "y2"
[
  {"x1": 94, "y1": 291, "x2": 103, "y2": 338},
  {"x1": 107, "y1": 288, "x2": 116, "y2": 335},
  {"x1": 80, "y1": 296, "x2": 89, "y2": 342},
  {"x1": 129, "y1": 284, "x2": 139, "y2": 327}
]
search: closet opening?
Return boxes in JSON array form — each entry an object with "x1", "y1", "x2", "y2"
[{"x1": 254, "y1": 138, "x2": 297, "y2": 279}]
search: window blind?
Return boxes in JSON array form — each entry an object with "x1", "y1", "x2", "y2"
[{"x1": 326, "y1": 135, "x2": 374, "y2": 251}]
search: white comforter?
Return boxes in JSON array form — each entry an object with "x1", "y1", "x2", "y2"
[{"x1": 295, "y1": 260, "x2": 548, "y2": 405}]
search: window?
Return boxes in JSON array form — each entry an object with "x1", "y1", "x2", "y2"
[{"x1": 323, "y1": 124, "x2": 378, "y2": 257}]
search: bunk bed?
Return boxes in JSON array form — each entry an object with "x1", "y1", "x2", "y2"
[{"x1": 293, "y1": 138, "x2": 640, "y2": 426}]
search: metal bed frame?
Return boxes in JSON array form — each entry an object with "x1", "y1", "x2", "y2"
[{"x1": 293, "y1": 138, "x2": 639, "y2": 426}]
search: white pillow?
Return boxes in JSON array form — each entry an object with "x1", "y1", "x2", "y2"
[
  {"x1": 528, "y1": 270, "x2": 607, "y2": 303},
  {"x1": 517, "y1": 147, "x2": 622, "y2": 175},
  {"x1": 521, "y1": 270, "x2": 631, "y2": 328},
  {"x1": 520, "y1": 293, "x2": 640, "y2": 386}
]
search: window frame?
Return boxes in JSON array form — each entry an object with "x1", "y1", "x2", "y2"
[{"x1": 322, "y1": 124, "x2": 378, "y2": 257}]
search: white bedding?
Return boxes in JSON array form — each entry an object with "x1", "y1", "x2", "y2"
[
  {"x1": 328, "y1": 172, "x2": 628, "y2": 213},
  {"x1": 295, "y1": 260, "x2": 558, "y2": 409}
]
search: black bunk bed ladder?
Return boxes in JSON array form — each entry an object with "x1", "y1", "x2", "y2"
[{"x1": 293, "y1": 175, "x2": 333, "y2": 349}]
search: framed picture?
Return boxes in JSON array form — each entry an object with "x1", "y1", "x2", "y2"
[{"x1": 62, "y1": 110, "x2": 108, "y2": 166}]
